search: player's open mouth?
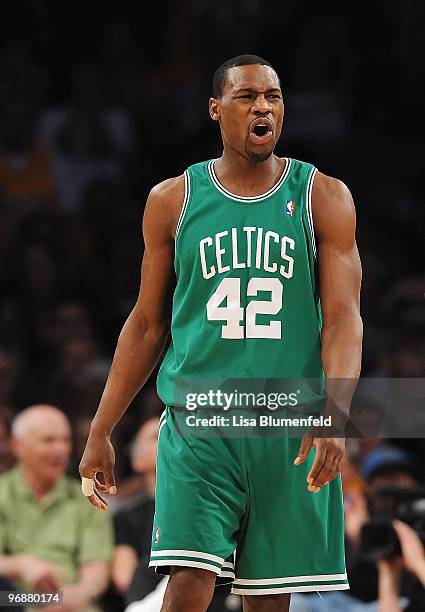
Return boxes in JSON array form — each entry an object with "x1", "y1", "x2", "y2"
[{"x1": 249, "y1": 118, "x2": 273, "y2": 145}]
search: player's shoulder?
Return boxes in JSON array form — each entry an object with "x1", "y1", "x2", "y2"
[
  {"x1": 313, "y1": 171, "x2": 353, "y2": 204},
  {"x1": 148, "y1": 174, "x2": 186, "y2": 209},
  {"x1": 311, "y1": 171, "x2": 356, "y2": 237},
  {"x1": 143, "y1": 175, "x2": 186, "y2": 239},
  {"x1": 312, "y1": 170, "x2": 355, "y2": 217}
]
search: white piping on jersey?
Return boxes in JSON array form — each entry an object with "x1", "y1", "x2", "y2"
[
  {"x1": 149, "y1": 559, "x2": 222, "y2": 574},
  {"x1": 220, "y1": 571, "x2": 235, "y2": 578},
  {"x1": 208, "y1": 157, "x2": 291, "y2": 202},
  {"x1": 158, "y1": 418, "x2": 167, "y2": 438},
  {"x1": 222, "y1": 561, "x2": 234, "y2": 569},
  {"x1": 306, "y1": 167, "x2": 317, "y2": 257},
  {"x1": 232, "y1": 584, "x2": 350, "y2": 595},
  {"x1": 151, "y1": 549, "x2": 224, "y2": 564},
  {"x1": 175, "y1": 170, "x2": 190, "y2": 241},
  {"x1": 233, "y1": 572, "x2": 347, "y2": 585}
]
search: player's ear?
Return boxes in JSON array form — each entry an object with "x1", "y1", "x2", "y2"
[{"x1": 209, "y1": 98, "x2": 220, "y2": 122}]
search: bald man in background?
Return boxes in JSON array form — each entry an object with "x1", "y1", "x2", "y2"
[{"x1": 0, "y1": 405, "x2": 113, "y2": 612}]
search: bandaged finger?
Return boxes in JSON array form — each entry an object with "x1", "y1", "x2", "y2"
[{"x1": 81, "y1": 477, "x2": 95, "y2": 496}]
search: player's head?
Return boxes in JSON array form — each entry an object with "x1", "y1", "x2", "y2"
[{"x1": 210, "y1": 54, "x2": 284, "y2": 162}]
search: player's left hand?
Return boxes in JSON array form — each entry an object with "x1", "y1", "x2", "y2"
[{"x1": 294, "y1": 431, "x2": 345, "y2": 492}]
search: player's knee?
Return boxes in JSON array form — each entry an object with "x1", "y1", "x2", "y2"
[{"x1": 166, "y1": 567, "x2": 216, "y2": 609}]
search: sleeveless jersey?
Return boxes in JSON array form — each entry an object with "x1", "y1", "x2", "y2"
[{"x1": 157, "y1": 157, "x2": 323, "y2": 407}]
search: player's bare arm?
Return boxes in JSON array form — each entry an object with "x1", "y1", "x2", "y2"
[
  {"x1": 295, "y1": 172, "x2": 363, "y2": 492},
  {"x1": 79, "y1": 175, "x2": 185, "y2": 510}
]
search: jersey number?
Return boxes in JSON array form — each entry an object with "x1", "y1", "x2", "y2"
[{"x1": 206, "y1": 277, "x2": 283, "y2": 339}]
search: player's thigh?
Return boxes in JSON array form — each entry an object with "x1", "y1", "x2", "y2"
[
  {"x1": 233, "y1": 436, "x2": 347, "y2": 595},
  {"x1": 242, "y1": 593, "x2": 291, "y2": 612},
  {"x1": 152, "y1": 409, "x2": 246, "y2": 568}
]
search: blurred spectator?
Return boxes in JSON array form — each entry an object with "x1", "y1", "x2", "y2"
[
  {"x1": 377, "y1": 521, "x2": 425, "y2": 611},
  {"x1": 44, "y1": 337, "x2": 110, "y2": 415},
  {"x1": 0, "y1": 405, "x2": 113, "y2": 611},
  {"x1": 18, "y1": 242, "x2": 60, "y2": 309},
  {"x1": 111, "y1": 417, "x2": 159, "y2": 597},
  {"x1": 50, "y1": 301, "x2": 95, "y2": 347},
  {"x1": 285, "y1": 15, "x2": 352, "y2": 148},
  {"x1": 37, "y1": 63, "x2": 133, "y2": 211},
  {"x1": 0, "y1": 407, "x2": 14, "y2": 474},
  {"x1": 390, "y1": 341, "x2": 425, "y2": 378},
  {"x1": 382, "y1": 276, "x2": 425, "y2": 334},
  {"x1": 0, "y1": 43, "x2": 55, "y2": 216},
  {"x1": 30, "y1": 300, "x2": 96, "y2": 368},
  {"x1": 0, "y1": 127, "x2": 56, "y2": 215},
  {"x1": 0, "y1": 349, "x2": 17, "y2": 410},
  {"x1": 361, "y1": 446, "x2": 419, "y2": 487},
  {"x1": 345, "y1": 445, "x2": 422, "y2": 606}
]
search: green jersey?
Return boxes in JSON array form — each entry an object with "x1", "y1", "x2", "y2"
[{"x1": 157, "y1": 157, "x2": 323, "y2": 406}]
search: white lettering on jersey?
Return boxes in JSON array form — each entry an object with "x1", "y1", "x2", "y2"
[
  {"x1": 243, "y1": 227, "x2": 256, "y2": 267},
  {"x1": 264, "y1": 230, "x2": 279, "y2": 273},
  {"x1": 216, "y1": 231, "x2": 230, "y2": 274},
  {"x1": 199, "y1": 227, "x2": 295, "y2": 280},
  {"x1": 280, "y1": 236, "x2": 295, "y2": 279},
  {"x1": 199, "y1": 237, "x2": 215, "y2": 279},
  {"x1": 231, "y1": 227, "x2": 245, "y2": 269},
  {"x1": 255, "y1": 227, "x2": 264, "y2": 270}
]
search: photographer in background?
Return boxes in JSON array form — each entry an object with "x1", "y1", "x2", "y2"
[
  {"x1": 378, "y1": 520, "x2": 425, "y2": 611},
  {"x1": 347, "y1": 445, "x2": 425, "y2": 610}
]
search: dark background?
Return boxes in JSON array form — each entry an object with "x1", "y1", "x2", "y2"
[{"x1": 0, "y1": 0, "x2": 424, "y2": 556}]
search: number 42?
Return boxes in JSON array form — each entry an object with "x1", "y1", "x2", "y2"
[{"x1": 206, "y1": 277, "x2": 283, "y2": 339}]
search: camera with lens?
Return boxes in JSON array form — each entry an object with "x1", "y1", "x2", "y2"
[{"x1": 360, "y1": 486, "x2": 425, "y2": 562}]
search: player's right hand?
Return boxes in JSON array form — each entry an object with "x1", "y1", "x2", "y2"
[
  {"x1": 79, "y1": 431, "x2": 116, "y2": 511},
  {"x1": 294, "y1": 430, "x2": 345, "y2": 492}
]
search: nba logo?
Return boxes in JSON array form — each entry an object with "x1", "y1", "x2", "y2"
[
  {"x1": 285, "y1": 200, "x2": 295, "y2": 216},
  {"x1": 155, "y1": 527, "x2": 160, "y2": 544}
]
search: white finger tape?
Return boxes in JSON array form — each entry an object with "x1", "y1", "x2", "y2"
[{"x1": 81, "y1": 477, "x2": 95, "y2": 497}]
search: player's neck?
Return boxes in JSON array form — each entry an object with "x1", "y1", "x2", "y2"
[{"x1": 214, "y1": 151, "x2": 285, "y2": 197}]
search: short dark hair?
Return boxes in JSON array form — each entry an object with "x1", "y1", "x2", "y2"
[{"x1": 212, "y1": 54, "x2": 278, "y2": 98}]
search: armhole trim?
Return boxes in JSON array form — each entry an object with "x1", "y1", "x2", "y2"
[
  {"x1": 306, "y1": 167, "x2": 317, "y2": 258},
  {"x1": 175, "y1": 170, "x2": 190, "y2": 245}
]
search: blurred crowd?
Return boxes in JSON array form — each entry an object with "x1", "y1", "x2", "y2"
[
  {"x1": 0, "y1": 1, "x2": 424, "y2": 610},
  {"x1": 1, "y1": 405, "x2": 425, "y2": 611}
]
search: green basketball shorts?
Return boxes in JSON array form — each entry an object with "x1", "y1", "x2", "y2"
[{"x1": 149, "y1": 408, "x2": 349, "y2": 595}]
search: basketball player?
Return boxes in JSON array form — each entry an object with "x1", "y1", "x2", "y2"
[{"x1": 80, "y1": 55, "x2": 362, "y2": 612}]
